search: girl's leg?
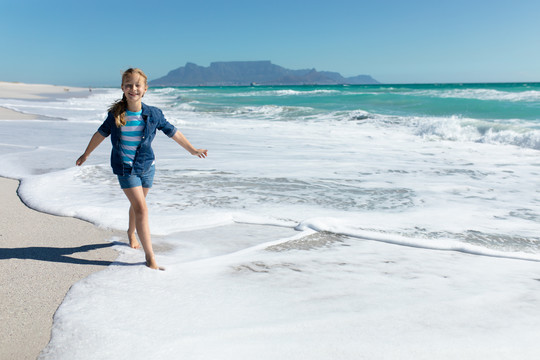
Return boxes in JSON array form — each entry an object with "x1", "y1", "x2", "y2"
[
  {"x1": 127, "y1": 187, "x2": 150, "y2": 249},
  {"x1": 122, "y1": 186, "x2": 158, "y2": 269}
]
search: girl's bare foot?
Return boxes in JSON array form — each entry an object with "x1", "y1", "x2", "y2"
[
  {"x1": 145, "y1": 254, "x2": 164, "y2": 270},
  {"x1": 127, "y1": 230, "x2": 141, "y2": 249}
]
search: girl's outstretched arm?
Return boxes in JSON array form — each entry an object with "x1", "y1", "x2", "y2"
[
  {"x1": 171, "y1": 131, "x2": 208, "y2": 158},
  {"x1": 76, "y1": 132, "x2": 106, "y2": 166}
]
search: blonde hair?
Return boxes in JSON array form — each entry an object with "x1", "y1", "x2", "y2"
[{"x1": 108, "y1": 68, "x2": 148, "y2": 127}]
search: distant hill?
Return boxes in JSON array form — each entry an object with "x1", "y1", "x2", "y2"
[{"x1": 149, "y1": 61, "x2": 379, "y2": 86}]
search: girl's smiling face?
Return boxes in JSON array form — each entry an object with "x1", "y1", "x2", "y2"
[{"x1": 121, "y1": 74, "x2": 148, "y2": 104}]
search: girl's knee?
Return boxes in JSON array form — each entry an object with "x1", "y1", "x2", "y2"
[{"x1": 132, "y1": 203, "x2": 148, "y2": 218}]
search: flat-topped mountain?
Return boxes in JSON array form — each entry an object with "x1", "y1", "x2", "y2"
[{"x1": 149, "y1": 61, "x2": 379, "y2": 86}]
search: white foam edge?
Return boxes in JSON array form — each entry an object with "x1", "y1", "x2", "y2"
[{"x1": 295, "y1": 218, "x2": 540, "y2": 263}]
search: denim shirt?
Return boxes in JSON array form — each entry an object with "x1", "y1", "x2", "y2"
[{"x1": 97, "y1": 103, "x2": 177, "y2": 175}]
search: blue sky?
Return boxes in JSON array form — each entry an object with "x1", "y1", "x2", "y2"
[{"x1": 1, "y1": 0, "x2": 539, "y2": 86}]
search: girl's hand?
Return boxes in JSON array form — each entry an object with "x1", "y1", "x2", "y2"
[
  {"x1": 192, "y1": 149, "x2": 208, "y2": 158},
  {"x1": 76, "y1": 154, "x2": 88, "y2": 166},
  {"x1": 76, "y1": 132, "x2": 105, "y2": 166}
]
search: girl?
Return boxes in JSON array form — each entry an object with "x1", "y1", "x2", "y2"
[{"x1": 76, "y1": 68, "x2": 207, "y2": 270}]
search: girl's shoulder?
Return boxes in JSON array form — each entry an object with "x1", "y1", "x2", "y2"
[{"x1": 142, "y1": 103, "x2": 164, "y2": 116}]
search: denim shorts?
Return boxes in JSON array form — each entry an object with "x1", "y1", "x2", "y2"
[{"x1": 117, "y1": 165, "x2": 155, "y2": 189}]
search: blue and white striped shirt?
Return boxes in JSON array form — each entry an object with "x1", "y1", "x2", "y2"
[{"x1": 120, "y1": 110, "x2": 145, "y2": 165}]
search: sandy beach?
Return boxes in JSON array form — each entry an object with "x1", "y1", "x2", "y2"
[
  {"x1": 0, "y1": 81, "x2": 90, "y2": 121},
  {"x1": 0, "y1": 81, "x2": 119, "y2": 359},
  {"x1": 0, "y1": 81, "x2": 88, "y2": 100},
  {"x1": 0, "y1": 177, "x2": 120, "y2": 359}
]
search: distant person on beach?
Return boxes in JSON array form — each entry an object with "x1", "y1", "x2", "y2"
[{"x1": 76, "y1": 68, "x2": 207, "y2": 270}]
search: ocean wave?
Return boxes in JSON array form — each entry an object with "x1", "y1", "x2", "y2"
[
  {"x1": 221, "y1": 89, "x2": 341, "y2": 97},
  {"x1": 231, "y1": 105, "x2": 316, "y2": 118},
  {"x1": 151, "y1": 87, "x2": 200, "y2": 94},
  {"x1": 411, "y1": 88, "x2": 540, "y2": 102},
  {"x1": 481, "y1": 128, "x2": 540, "y2": 149},
  {"x1": 340, "y1": 109, "x2": 371, "y2": 121},
  {"x1": 413, "y1": 116, "x2": 540, "y2": 149},
  {"x1": 273, "y1": 89, "x2": 340, "y2": 96},
  {"x1": 171, "y1": 101, "x2": 198, "y2": 112},
  {"x1": 293, "y1": 219, "x2": 540, "y2": 261}
]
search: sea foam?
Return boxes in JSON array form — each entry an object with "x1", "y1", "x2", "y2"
[{"x1": 2, "y1": 83, "x2": 540, "y2": 359}]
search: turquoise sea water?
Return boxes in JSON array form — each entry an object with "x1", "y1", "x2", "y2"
[
  {"x1": 157, "y1": 82, "x2": 540, "y2": 120},
  {"x1": 144, "y1": 82, "x2": 540, "y2": 152}
]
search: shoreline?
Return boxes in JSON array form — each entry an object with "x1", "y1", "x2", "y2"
[
  {"x1": 0, "y1": 81, "x2": 90, "y2": 100},
  {"x1": 0, "y1": 106, "x2": 41, "y2": 120},
  {"x1": 0, "y1": 177, "x2": 121, "y2": 360},
  {"x1": 0, "y1": 81, "x2": 92, "y2": 120},
  {"x1": 0, "y1": 81, "x2": 121, "y2": 359}
]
